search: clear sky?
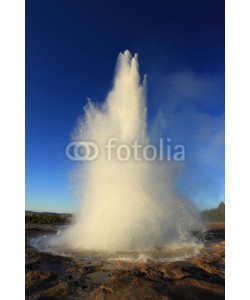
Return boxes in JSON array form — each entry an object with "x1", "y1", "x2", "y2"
[{"x1": 26, "y1": 0, "x2": 224, "y2": 213}]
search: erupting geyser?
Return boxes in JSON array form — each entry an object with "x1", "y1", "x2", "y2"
[{"x1": 59, "y1": 50, "x2": 201, "y2": 252}]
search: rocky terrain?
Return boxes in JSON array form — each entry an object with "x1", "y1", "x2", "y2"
[{"x1": 25, "y1": 223, "x2": 225, "y2": 299}]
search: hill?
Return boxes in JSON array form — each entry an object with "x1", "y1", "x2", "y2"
[
  {"x1": 25, "y1": 211, "x2": 73, "y2": 224},
  {"x1": 201, "y1": 202, "x2": 225, "y2": 222}
]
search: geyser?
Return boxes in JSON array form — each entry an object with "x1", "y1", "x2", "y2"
[{"x1": 59, "y1": 50, "x2": 201, "y2": 252}]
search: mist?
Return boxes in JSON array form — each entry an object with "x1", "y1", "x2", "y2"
[{"x1": 58, "y1": 51, "x2": 201, "y2": 252}]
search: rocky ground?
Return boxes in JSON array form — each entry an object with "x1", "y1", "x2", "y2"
[{"x1": 25, "y1": 223, "x2": 225, "y2": 299}]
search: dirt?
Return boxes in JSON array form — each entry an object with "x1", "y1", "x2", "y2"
[{"x1": 25, "y1": 223, "x2": 225, "y2": 299}]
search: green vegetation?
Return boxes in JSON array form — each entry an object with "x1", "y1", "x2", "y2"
[
  {"x1": 201, "y1": 202, "x2": 225, "y2": 222},
  {"x1": 25, "y1": 211, "x2": 72, "y2": 224},
  {"x1": 26, "y1": 202, "x2": 225, "y2": 225}
]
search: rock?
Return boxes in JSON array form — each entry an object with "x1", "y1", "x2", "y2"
[
  {"x1": 25, "y1": 271, "x2": 57, "y2": 290},
  {"x1": 33, "y1": 282, "x2": 70, "y2": 299}
]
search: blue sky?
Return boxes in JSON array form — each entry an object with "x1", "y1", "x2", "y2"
[{"x1": 26, "y1": 0, "x2": 224, "y2": 213}]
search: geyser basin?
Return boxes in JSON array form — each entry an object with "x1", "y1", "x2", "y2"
[
  {"x1": 30, "y1": 232, "x2": 203, "y2": 263},
  {"x1": 56, "y1": 50, "x2": 202, "y2": 253}
]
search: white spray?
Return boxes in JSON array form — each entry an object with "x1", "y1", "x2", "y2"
[{"x1": 59, "y1": 50, "x2": 200, "y2": 252}]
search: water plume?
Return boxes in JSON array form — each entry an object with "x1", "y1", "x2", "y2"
[{"x1": 59, "y1": 50, "x2": 201, "y2": 252}]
